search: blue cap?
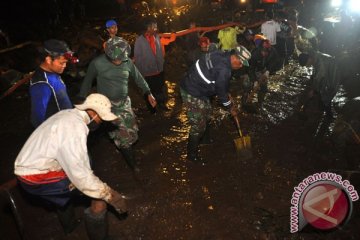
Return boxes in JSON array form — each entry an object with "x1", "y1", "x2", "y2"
[{"x1": 106, "y1": 20, "x2": 117, "y2": 28}]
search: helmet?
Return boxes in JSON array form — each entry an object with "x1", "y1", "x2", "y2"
[
  {"x1": 104, "y1": 37, "x2": 131, "y2": 61},
  {"x1": 75, "y1": 93, "x2": 118, "y2": 121},
  {"x1": 234, "y1": 45, "x2": 251, "y2": 67},
  {"x1": 244, "y1": 29, "x2": 254, "y2": 36}
]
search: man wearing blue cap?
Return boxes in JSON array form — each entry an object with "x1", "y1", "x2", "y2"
[{"x1": 105, "y1": 19, "x2": 118, "y2": 39}]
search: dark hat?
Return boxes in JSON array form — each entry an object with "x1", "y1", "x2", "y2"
[
  {"x1": 298, "y1": 53, "x2": 310, "y2": 66},
  {"x1": 43, "y1": 39, "x2": 72, "y2": 56},
  {"x1": 104, "y1": 37, "x2": 131, "y2": 61},
  {"x1": 244, "y1": 29, "x2": 254, "y2": 36}
]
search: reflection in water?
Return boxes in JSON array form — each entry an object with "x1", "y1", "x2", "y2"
[
  {"x1": 156, "y1": 59, "x2": 351, "y2": 227},
  {"x1": 165, "y1": 80, "x2": 177, "y2": 109},
  {"x1": 258, "y1": 61, "x2": 310, "y2": 124}
]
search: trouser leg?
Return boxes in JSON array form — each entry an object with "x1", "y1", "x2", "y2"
[
  {"x1": 145, "y1": 72, "x2": 167, "y2": 106},
  {"x1": 187, "y1": 134, "x2": 202, "y2": 162},
  {"x1": 56, "y1": 202, "x2": 79, "y2": 235},
  {"x1": 180, "y1": 88, "x2": 211, "y2": 162},
  {"x1": 84, "y1": 207, "x2": 108, "y2": 240},
  {"x1": 118, "y1": 146, "x2": 140, "y2": 172},
  {"x1": 200, "y1": 122, "x2": 214, "y2": 145}
]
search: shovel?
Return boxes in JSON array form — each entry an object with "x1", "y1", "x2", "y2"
[{"x1": 233, "y1": 115, "x2": 253, "y2": 159}]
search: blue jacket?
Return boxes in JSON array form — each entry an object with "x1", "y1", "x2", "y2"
[
  {"x1": 180, "y1": 51, "x2": 232, "y2": 107},
  {"x1": 134, "y1": 34, "x2": 164, "y2": 76},
  {"x1": 29, "y1": 68, "x2": 73, "y2": 128}
]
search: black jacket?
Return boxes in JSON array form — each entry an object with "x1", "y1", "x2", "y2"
[{"x1": 180, "y1": 51, "x2": 232, "y2": 107}]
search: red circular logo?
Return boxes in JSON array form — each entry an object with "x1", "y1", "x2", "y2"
[{"x1": 301, "y1": 184, "x2": 349, "y2": 230}]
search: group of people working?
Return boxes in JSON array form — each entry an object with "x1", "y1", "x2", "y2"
[{"x1": 13, "y1": 12, "x2": 341, "y2": 239}]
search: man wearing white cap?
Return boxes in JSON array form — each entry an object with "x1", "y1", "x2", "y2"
[{"x1": 14, "y1": 93, "x2": 128, "y2": 239}]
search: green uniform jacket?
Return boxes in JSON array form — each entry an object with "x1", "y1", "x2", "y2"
[{"x1": 79, "y1": 54, "x2": 150, "y2": 102}]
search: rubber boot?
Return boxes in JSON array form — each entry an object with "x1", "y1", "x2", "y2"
[
  {"x1": 119, "y1": 147, "x2": 140, "y2": 172},
  {"x1": 200, "y1": 124, "x2": 214, "y2": 145},
  {"x1": 187, "y1": 135, "x2": 204, "y2": 163},
  {"x1": 257, "y1": 91, "x2": 266, "y2": 107},
  {"x1": 324, "y1": 104, "x2": 335, "y2": 119},
  {"x1": 84, "y1": 208, "x2": 108, "y2": 240},
  {"x1": 56, "y1": 202, "x2": 80, "y2": 235}
]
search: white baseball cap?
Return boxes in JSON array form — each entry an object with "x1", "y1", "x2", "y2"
[{"x1": 75, "y1": 93, "x2": 118, "y2": 121}]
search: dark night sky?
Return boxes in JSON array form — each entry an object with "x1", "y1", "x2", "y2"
[{"x1": 0, "y1": 0, "x2": 128, "y2": 42}]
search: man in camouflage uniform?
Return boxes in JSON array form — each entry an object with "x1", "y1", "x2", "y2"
[
  {"x1": 79, "y1": 36, "x2": 157, "y2": 171},
  {"x1": 180, "y1": 46, "x2": 251, "y2": 163}
]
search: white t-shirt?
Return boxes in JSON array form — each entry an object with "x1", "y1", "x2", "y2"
[{"x1": 261, "y1": 20, "x2": 281, "y2": 45}]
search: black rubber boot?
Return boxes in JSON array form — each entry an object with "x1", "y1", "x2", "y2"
[
  {"x1": 200, "y1": 123, "x2": 214, "y2": 145},
  {"x1": 257, "y1": 91, "x2": 266, "y2": 107},
  {"x1": 119, "y1": 147, "x2": 140, "y2": 172},
  {"x1": 56, "y1": 202, "x2": 80, "y2": 235},
  {"x1": 187, "y1": 135, "x2": 204, "y2": 163},
  {"x1": 84, "y1": 208, "x2": 108, "y2": 240},
  {"x1": 324, "y1": 104, "x2": 335, "y2": 119}
]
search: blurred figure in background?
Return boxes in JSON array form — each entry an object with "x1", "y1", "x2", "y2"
[
  {"x1": 134, "y1": 18, "x2": 169, "y2": 112},
  {"x1": 298, "y1": 51, "x2": 341, "y2": 118}
]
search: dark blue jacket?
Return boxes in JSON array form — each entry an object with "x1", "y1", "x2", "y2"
[
  {"x1": 180, "y1": 51, "x2": 232, "y2": 108},
  {"x1": 29, "y1": 68, "x2": 73, "y2": 128}
]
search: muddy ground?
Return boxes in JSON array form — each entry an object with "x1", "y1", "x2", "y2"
[{"x1": 1, "y1": 4, "x2": 360, "y2": 240}]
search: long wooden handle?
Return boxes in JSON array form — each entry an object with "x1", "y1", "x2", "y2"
[
  {"x1": 0, "y1": 72, "x2": 34, "y2": 100},
  {"x1": 234, "y1": 116, "x2": 243, "y2": 138}
]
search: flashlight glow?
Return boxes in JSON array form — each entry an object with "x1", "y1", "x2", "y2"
[
  {"x1": 331, "y1": 0, "x2": 342, "y2": 8},
  {"x1": 349, "y1": 0, "x2": 360, "y2": 13}
]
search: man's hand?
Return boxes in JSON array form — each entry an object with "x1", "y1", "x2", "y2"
[
  {"x1": 108, "y1": 189, "x2": 127, "y2": 214},
  {"x1": 148, "y1": 94, "x2": 157, "y2": 108},
  {"x1": 230, "y1": 104, "x2": 239, "y2": 117}
]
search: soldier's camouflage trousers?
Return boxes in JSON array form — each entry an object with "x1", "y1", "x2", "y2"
[
  {"x1": 180, "y1": 88, "x2": 211, "y2": 137},
  {"x1": 108, "y1": 96, "x2": 139, "y2": 148}
]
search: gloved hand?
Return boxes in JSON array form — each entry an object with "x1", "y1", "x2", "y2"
[{"x1": 108, "y1": 189, "x2": 128, "y2": 214}]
